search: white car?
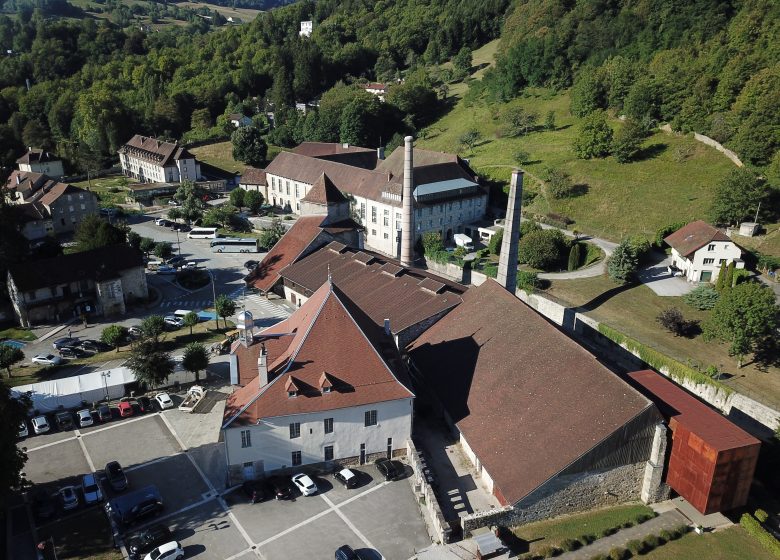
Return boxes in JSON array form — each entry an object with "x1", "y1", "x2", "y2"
[
  {"x1": 164, "y1": 316, "x2": 184, "y2": 328},
  {"x1": 167, "y1": 199, "x2": 180, "y2": 206},
  {"x1": 81, "y1": 473, "x2": 103, "y2": 505},
  {"x1": 32, "y1": 354, "x2": 63, "y2": 366},
  {"x1": 143, "y1": 541, "x2": 184, "y2": 560},
  {"x1": 31, "y1": 415, "x2": 50, "y2": 434},
  {"x1": 155, "y1": 392, "x2": 174, "y2": 410},
  {"x1": 77, "y1": 409, "x2": 94, "y2": 428},
  {"x1": 155, "y1": 218, "x2": 168, "y2": 226},
  {"x1": 291, "y1": 473, "x2": 318, "y2": 496},
  {"x1": 18, "y1": 421, "x2": 28, "y2": 438}
]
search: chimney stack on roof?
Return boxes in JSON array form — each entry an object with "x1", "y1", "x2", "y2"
[
  {"x1": 258, "y1": 344, "x2": 268, "y2": 386},
  {"x1": 400, "y1": 136, "x2": 414, "y2": 266},
  {"x1": 496, "y1": 169, "x2": 524, "y2": 292},
  {"x1": 377, "y1": 146, "x2": 385, "y2": 161},
  {"x1": 384, "y1": 318, "x2": 391, "y2": 336}
]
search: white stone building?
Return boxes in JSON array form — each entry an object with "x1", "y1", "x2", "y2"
[
  {"x1": 16, "y1": 148, "x2": 64, "y2": 178},
  {"x1": 299, "y1": 20, "x2": 312, "y2": 36},
  {"x1": 118, "y1": 135, "x2": 200, "y2": 184},
  {"x1": 664, "y1": 220, "x2": 744, "y2": 283},
  {"x1": 222, "y1": 280, "x2": 413, "y2": 484}
]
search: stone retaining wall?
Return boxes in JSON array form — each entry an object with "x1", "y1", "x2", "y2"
[
  {"x1": 693, "y1": 133, "x2": 743, "y2": 167},
  {"x1": 407, "y1": 439, "x2": 453, "y2": 544}
]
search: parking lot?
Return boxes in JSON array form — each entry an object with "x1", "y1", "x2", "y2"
[{"x1": 18, "y1": 403, "x2": 432, "y2": 560}]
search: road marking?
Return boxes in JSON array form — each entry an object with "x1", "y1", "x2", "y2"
[
  {"x1": 125, "y1": 454, "x2": 176, "y2": 473},
  {"x1": 159, "y1": 411, "x2": 188, "y2": 451},
  {"x1": 75, "y1": 429, "x2": 96, "y2": 472},
  {"x1": 321, "y1": 492, "x2": 384, "y2": 559},
  {"x1": 24, "y1": 435, "x2": 78, "y2": 452},
  {"x1": 26, "y1": 413, "x2": 158, "y2": 452}
]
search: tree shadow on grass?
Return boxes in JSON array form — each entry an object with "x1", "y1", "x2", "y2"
[
  {"x1": 569, "y1": 183, "x2": 589, "y2": 197},
  {"x1": 634, "y1": 142, "x2": 668, "y2": 161},
  {"x1": 573, "y1": 281, "x2": 639, "y2": 313}
]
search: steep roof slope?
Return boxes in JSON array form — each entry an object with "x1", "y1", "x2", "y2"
[{"x1": 664, "y1": 220, "x2": 731, "y2": 257}]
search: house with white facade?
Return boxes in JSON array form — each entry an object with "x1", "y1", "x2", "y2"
[
  {"x1": 16, "y1": 148, "x2": 64, "y2": 178},
  {"x1": 229, "y1": 113, "x2": 253, "y2": 128},
  {"x1": 263, "y1": 143, "x2": 487, "y2": 258},
  {"x1": 118, "y1": 135, "x2": 200, "y2": 184},
  {"x1": 358, "y1": 82, "x2": 389, "y2": 102},
  {"x1": 222, "y1": 280, "x2": 414, "y2": 484},
  {"x1": 299, "y1": 20, "x2": 312, "y2": 36},
  {"x1": 664, "y1": 220, "x2": 744, "y2": 283}
]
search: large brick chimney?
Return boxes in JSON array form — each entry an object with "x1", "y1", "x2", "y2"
[
  {"x1": 400, "y1": 136, "x2": 415, "y2": 266},
  {"x1": 496, "y1": 169, "x2": 524, "y2": 292}
]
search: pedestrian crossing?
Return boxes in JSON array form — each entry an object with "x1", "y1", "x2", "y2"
[
  {"x1": 158, "y1": 290, "x2": 291, "y2": 319},
  {"x1": 160, "y1": 300, "x2": 213, "y2": 309}
]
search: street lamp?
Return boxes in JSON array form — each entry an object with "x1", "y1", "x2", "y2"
[
  {"x1": 207, "y1": 269, "x2": 218, "y2": 329},
  {"x1": 101, "y1": 370, "x2": 111, "y2": 404},
  {"x1": 175, "y1": 227, "x2": 181, "y2": 256}
]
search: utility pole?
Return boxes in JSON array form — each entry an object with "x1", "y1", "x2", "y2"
[{"x1": 754, "y1": 201, "x2": 761, "y2": 223}]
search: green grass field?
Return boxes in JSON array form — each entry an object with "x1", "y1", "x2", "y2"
[
  {"x1": 71, "y1": 174, "x2": 129, "y2": 206},
  {"x1": 439, "y1": 39, "x2": 500, "y2": 98},
  {"x1": 0, "y1": 327, "x2": 37, "y2": 341},
  {"x1": 640, "y1": 526, "x2": 776, "y2": 560},
  {"x1": 418, "y1": 88, "x2": 736, "y2": 243},
  {"x1": 512, "y1": 504, "x2": 655, "y2": 554},
  {"x1": 190, "y1": 141, "x2": 244, "y2": 174},
  {"x1": 545, "y1": 275, "x2": 780, "y2": 406}
]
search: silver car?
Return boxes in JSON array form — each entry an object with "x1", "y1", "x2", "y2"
[
  {"x1": 32, "y1": 354, "x2": 63, "y2": 366},
  {"x1": 77, "y1": 409, "x2": 94, "y2": 428},
  {"x1": 81, "y1": 473, "x2": 103, "y2": 505}
]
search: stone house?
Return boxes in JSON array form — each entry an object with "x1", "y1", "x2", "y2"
[
  {"x1": 229, "y1": 113, "x2": 253, "y2": 128},
  {"x1": 238, "y1": 167, "x2": 266, "y2": 198},
  {"x1": 665, "y1": 220, "x2": 744, "y2": 283},
  {"x1": 16, "y1": 148, "x2": 64, "y2": 178},
  {"x1": 222, "y1": 280, "x2": 414, "y2": 484},
  {"x1": 119, "y1": 135, "x2": 200, "y2": 184},
  {"x1": 7, "y1": 245, "x2": 148, "y2": 327}
]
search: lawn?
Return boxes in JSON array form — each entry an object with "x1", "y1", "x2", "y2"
[
  {"x1": 512, "y1": 503, "x2": 655, "y2": 554},
  {"x1": 39, "y1": 507, "x2": 121, "y2": 560},
  {"x1": 640, "y1": 526, "x2": 776, "y2": 560},
  {"x1": 0, "y1": 327, "x2": 37, "y2": 341},
  {"x1": 439, "y1": 39, "x2": 500, "y2": 98},
  {"x1": 730, "y1": 222, "x2": 780, "y2": 259},
  {"x1": 190, "y1": 141, "x2": 244, "y2": 174},
  {"x1": 174, "y1": 1, "x2": 263, "y2": 21},
  {"x1": 544, "y1": 275, "x2": 780, "y2": 407},
  {"x1": 71, "y1": 174, "x2": 129, "y2": 206},
  {"x1": 418, "y1": 88, "x2": 736, "y2": 243}
]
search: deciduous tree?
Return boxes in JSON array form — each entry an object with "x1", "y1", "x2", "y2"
[
  {"x1": 229, "y1": 188, "x2": 245, "y2": 209},
  {"x1": 73, "y1": 215, "x2": 126, "y2": 252},
  {"x1": 182, "y1": 342, "x2": 209, "y2": 382},
  {"x1": 0, "y1": 379, "x2": 30, "y2": 503},
  {"x1": 709, "y1": 168, "x2": 769, "y2": 226},
  {"x1": 183, "y1": 312, "x2": 199, "y2": 336},
  {"x1": 573, "y1": 110, "x2": 613, "y2": 159},
  {"x1": 127, "y1": 338, "x2": 174, "y2": 388},
  {"x1": 0, "y1": 346, "x2": 24, "y2": 377},
  {"x1": 244, "y1": 190, "x2": 264, "y2": 214},
  {"x1": 100, "y1": 324, "x2": 128, "y2": 349},
  {"x1": 518, "y1": 229, "x2": 566, "y2": 270},
  {"x1": 612, "y1": 119, "x2": 645, "y2": 163},
  {"x1": 231, "y1": 126, "x2": 267, "y2": 167},
  {"x1": 215, "y1": 294, "x2": 237, "y2": 329}
]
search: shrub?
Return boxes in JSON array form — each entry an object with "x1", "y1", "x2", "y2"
[
  {"x1": 654, "y1": 221, "x2": 688, "y2": 248},
  {"x1": 683, "y1": 285, "x2": 720, "y2": 310},
  {"x1": 422, "y1": 231, "x2": 444, "y2": 255},
  {"x1": 521, "y1": 220, "x2": 542, "y2": 236},
  {"x1": 546, "y1": 168, "x2": 575, "y2": 199},
  {"x1": 621, "y1": 521, "x2": 634, "y2": 529},
  {"x1": 608, "y1": 548, "x2": 627, "y2": 560},
  {"x1": 658, "y1": 529, "x2": 672, "y2": 542},
  {"x1": 518, "y1": 229, "x2": 567, "y2": 270},
  {"x1": 568, "y1": 242, "x2": 584, "y2": 271},
  {"x1": 517, "y1": 270, "x2": 541, "y2": 292},
  {"x1": 635, "y1": 512, "x2": 656, "y2": 523},
  {"x1": 755, "y1": 509, "x2": 769, "y2": 523},
  {"x1": 643, "y1": 534, "x2": 660, "y2": 550},
  {"x1": 488, "y1": 228, "x2": 503, "y2": 255},
  {"x1": 590, "y1": 554, "x2": 609, "y2": 560},
  {"x1": 740, "y1": 513, "x2": 780, "y2": 556},
  {"x1": 536, "y1": 546, "x2": 558, "y2": 558},
  {"x1": 600, "y1": 527, "x2": 618, "y2": 538},
  {"x1": 626, "y1": 539, "x2": 644, "y2": 555},
  {"x1": 560, "y1": 538, "x2": 580, "y2": 552},
  {"x1": 657, "y1": 307, "x2": 687, "y2": 336}
]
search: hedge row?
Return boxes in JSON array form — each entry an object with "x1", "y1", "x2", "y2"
[
  {"x1": 598, "y1": 323, "x2": 733, "y2": 395},
  {"x1": 740, "y1": 513, "x2": 780, "y2": 558}
]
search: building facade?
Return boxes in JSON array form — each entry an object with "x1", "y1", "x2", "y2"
[
  {"x1": 16, "y1": 148, "x2": 64, "y2": 177},
  {"x1": 665, "y1": 221, "x2": 744, "y2": 283},
  {"x1": 119, "y1": 135, "x2": 200, "y2": 184}
]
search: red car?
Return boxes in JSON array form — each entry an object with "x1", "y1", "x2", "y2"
[{"x1": 118, "y1": 401, "x2": 134, "y2": 418}]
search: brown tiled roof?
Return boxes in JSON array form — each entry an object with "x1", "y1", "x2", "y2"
[
  {"x1": 359, "y1": 83, "x2": 387, "y2": 91},
  {"x1": 240, "y1": 167, "x2": 266, "y2": 186},
  {"x1": 8, "y1": 245, "x2": 144, "y2": 291},
  {"x1": 664, "y1": 220, "x2": 731, "y2": 257},
  {"x1": 627, "y1": 370, "x2": 759, "y2": 452},
  {"x1": 292, "y1": 142, "x2": 375, "y2": 158},
  {"x1": 280, "y1": 242, "x2": 464, "y2": 334},
  {"x1": 223, "y1": 281, "x2": 413, "y2": 427},
  {"x1": 119, "y1": 135, "x2": 194, "y2": 167},
  {"x1": 244, "y1": 216, "x2": 328, "y2": 293},
  {"x1": 12, "y1": 202, "x2": 49, "y2": 222},
  {"x1": 16, "y1": 149, "x2": 60, "y2": 165},
  {"x1": 38, "y1": 183, "x2": 91, "y2": 207},
  {"x1": 3, "y1": 171, "x2": 51, "y2": 193},
  {"x1": 264, "y1": 151, "x2": 381, "y2": 192},
  {"x1": 407, "y1": 279, "x2": 652, "y2": 505},
  {"x1": 301, "y1": 173, "x2": 347, "y2": 205}
]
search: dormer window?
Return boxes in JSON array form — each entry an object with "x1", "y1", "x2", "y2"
[
  {"x1": 322, "y1": 386, "x2": 331, "y2": 394},
  {"x1": 319, "y1": 371, "x2": 334, "y2": 395},
  {"x1": 285, "y1": 377, "x2": 300, "y2": 399},
  {"x1": 287, "y1": 390, "x2": 298, "y2": 398}
]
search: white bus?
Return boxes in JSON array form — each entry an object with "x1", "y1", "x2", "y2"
[
  {"x1": 210, "y1": 238, "x2": 259, "y2": 253},
  {"x1": 187, "y1": 227, "x2": 219, "y2": 239}
]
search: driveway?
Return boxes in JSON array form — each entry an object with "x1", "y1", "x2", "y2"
[{"x1": 637, "y1": 252, "x2": 696, "y2": 297}]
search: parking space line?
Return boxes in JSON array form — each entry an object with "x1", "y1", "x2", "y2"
[
  {"x1": 80, "y1": 413, "x2": 157, "y2": 437},
  {"x1": 75, "y1": 429, "x2": 96, "y2": 472},
  {"x1": 159, "y1": 411, "x2": 188, "y2": 451},
  {"x1": 25, "y1": 435, "x2": 78, "y2": 452},
  {"x1": 321, "y1": 493, "x2": 384, "y2": 559},
  {"x1": 124, "y1": 454, "x2": 175, "y2": 473}
]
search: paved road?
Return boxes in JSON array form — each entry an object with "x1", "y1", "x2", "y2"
[{"x1": 531, "y1": 220, "x2": 617, "y2": 280}]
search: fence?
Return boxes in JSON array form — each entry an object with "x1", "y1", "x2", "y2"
[{"x1": 407, "y1": 439, "x2": 453, "y2": 544}]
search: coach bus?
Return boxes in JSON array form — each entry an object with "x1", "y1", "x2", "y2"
[
  {"x1": 210, "y1": 238, "x2": 259, "y2": 253},
  {"x1": 187, "y1": 227, "x2": 219, "y2": 239}
]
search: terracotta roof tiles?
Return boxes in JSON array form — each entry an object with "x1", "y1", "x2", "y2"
[
  {"x1": 240, "y1": 167, "x2": 266, "y2": 186},
  {"x1": 664, "y1": 220, "x2": 731, "y2": 257},
  {"x1": 301, "y1": 173, "x2": 347, "y2": 205}
]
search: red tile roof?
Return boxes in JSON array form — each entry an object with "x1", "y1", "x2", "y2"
[
  {"x1": 408, "y1": 279, "x2": 652, "y2": 505},
  {"x1": 292, "y1": 142, "x2": 375, "y2": 158},
  {"x1": 16, "y1": 149, "x2": 61, "y2": 165},
  {"x1": 244, "y1": 216, "x2": 328, "y2": 293},
  {"x1": 664, "y1": 220, "x2": 731, "y2": 257},
  {"x1": 240, "y1": 167, "x2": 266, "y2": 186},
  {"x1": 280, "y1": 242, "x2": 465, "y2": 334},
  {"x1": 38, "y1": 183, "x2": 90, "y2": 207},
  {"x1": 301, "y1": 173, "x2": 347, "y2": 205},
  {"x1": 627, "y1": 370, "x2": 760, "y2": 452},
  {"x1": 223, "y1": 281, "x2": 413, "y2": 427}
]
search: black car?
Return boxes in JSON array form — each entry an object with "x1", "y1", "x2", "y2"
[
  {"x1": 335, "y1": 545, "x2": 365, "y2": 560},
  {"x1": 54, "y1": 411, "x2": 75, "y2": 431},
  {"x1": 59, "y1": 346, "x2": 88, "y2": 359},
  {"x1": 267, "y1": 476, "x2": 293, "y2": 500},
  {"x1": 76, "y1": 339, "x2": 110, "y2": 353},
  {"x1": 241, "y1": 479, "x2": 273, "y2": 503},
  {"x1": 97, "y1": 404, "x2": 112, "y2": 422},
  {"x1": 32, "y1": 489, "x2": 56, "y2": 521},
  {"x1": 166, "y1": 256, "x2": 186, "y2": 266},
  {"x1": 126, "y1": 524, "x2": 173, "y2": 559},
  {"x1": 244, "y1": 260, "x2": 259, "y2": 271},
  {"x1": 105, "y1": 461, "x2": 128, "y2": 492},
  {"x1": 52, "y1": 337, "x2": 78, "y2": 350},
  {"x1": 137, "y1": 396, "x2": 153, "y2": 413},
  {"x1": 375, "y1": 458, "x2": 401, "y2": 481},
  {"x1": 126, "y1": 497, "x2": 163, "y2": 524}
]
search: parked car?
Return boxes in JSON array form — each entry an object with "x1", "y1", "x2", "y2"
[
  {"x1": 334, "y1": 468, "x2": 359, "y2": 489},
  {"x1": 163, "y1": 316, "x2": 184, "y2": 328},
  {"x1": 97, "y1": 404, "x2": 112, "y2": 422},
  {"x1": 81, "y1": 473, "x2": 103, "y2": 505},
  {"x1": 241, "y1": 479, "x2": 273, "y2": 504},
  {"x1": 117, "y1": 401, "x2": 134, "y2": 418},
  {"x1": 157, "y1": 265, "x2": 177, "y2": 275},
  {"x1": 32, "y1": 489, "x2": 56, "y2": 520},
  {"x1": 105, "y1": 461, "x2": 128, "y2": 492},
  {"x1": 55, "y1": 411, "x2": 75, "y2": 431},
  {"x1": 52, "y1": 337, "x2": 78, "y2": 350},
  {"x1": 166, "y1": 256, "x2": 185, "y2": 266},
  {"x1": 267, "y1": 476, "x2": 293, "y2": 500},
  {"x1": 374, "y1": 458, "x2": 401, "y2": 481},
  {"x1": 76, "y1": 339, "x2": 111, "y2": 353},
  {"x1": 181, "y1": 261, "x2": 198, "y2": 269},
  {"x1": 58, "y1": 485, "x2": 79, "y2": 510},
  {"x1": 155, "y1": 393, "x2": 174, "y2": 410},
  {"x1": 32, "y1": 354, "x2": 63, "y2": 366},
  {"x1": 31, "y1": 415, "x2": 50, "y2": 434},
  {"x1": 106, "y1": 485, "x2": 162, "y2": 526},
  {"x1": 335, "y1": 545, "x2": 365, "y2": 560},
  {"x1": 292, "y1": 473, "x2": 318, "y2": 496},
  {"x1": 142, "y1": 541, "x2": 183, "y2": 560},
  {"x1": 128, "y1": 326, "x2": 143, "y2": 338},
  {"x1": 167, "y1": 199, "x2": 180, "y2": 206},
  {"x1": 155, "y1": 218, "x2": 169, "y2": 226},
  {"x1": 137, "y1": 396, "x2": 153, "y2": 413},
  {"x1": 18, "y1": 421, "x2": 28, "y2": 438},
  {"x1": 77, "y1": 409, "x2": 94, "y2": 428},
  {"x1": 126, "y1": 524, "x2": 173, "y2": 560},
  {"x1": 59, "y1": 346, "x2": 88, "y2": 359},
  {"x1": 244, "y1": 260, "x2": 259, "y2": 271}
]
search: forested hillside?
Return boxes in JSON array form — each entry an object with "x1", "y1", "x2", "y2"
[{"x1": 483, "y1": 0, "x2": 779, "y2": 168}]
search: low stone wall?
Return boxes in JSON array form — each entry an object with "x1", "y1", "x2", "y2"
[
  {"x1": 693, "y1": 133, "x2": 743, "y2": 167},
  {"x1": 422, "y1": 259, "x2": 488, "y2": 287},
  {"x1": 462, "y1": 463, "x2": 647, "y2": 536},
  {"x1": 407, "y1": 439, "x2": 453, "y2": 544}
]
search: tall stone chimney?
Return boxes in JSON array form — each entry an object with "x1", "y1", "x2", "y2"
[
  {"x1": 257, "y1": 344, "x2": 268, "y2": 386},
  {"x1": 496, "y1": 169, "x2": 524, "y2": 292},
  {"x1": 400, "y1": 136, "x2": 414, "y2": 266},
  {"x1": 377, "y1": 146, "x2": 385, "y2": 160}
]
